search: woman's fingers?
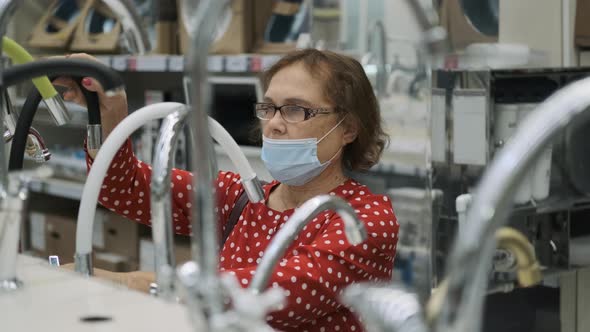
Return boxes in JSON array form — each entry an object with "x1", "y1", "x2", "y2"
[{"x1": 80, "y1": 76, "x2": 105, "y2": 94}]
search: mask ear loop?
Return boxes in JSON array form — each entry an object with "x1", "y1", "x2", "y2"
[
  {"x1": 317, "y1": 114, "x2": 348, "y2": 144},
  {"x1": 318, "y1": 114, "x2": 348, "y2": 165}
]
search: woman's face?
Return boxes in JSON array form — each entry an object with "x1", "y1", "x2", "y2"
[{"x1": 262, "y1": 62, "x2": 350, "y2": 164}]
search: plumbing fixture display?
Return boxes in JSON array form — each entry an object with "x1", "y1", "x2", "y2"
[
  {"x1": 2, "y1": 57, "x2": 122, "y2": 172},
  {"x1": 75, "y1": 102, "x2": 186, "y2": 276},
  {"x1": 9, "y1": 77, "x2": 102, "y2": 170},
  {"x1": 2, "y1": 37, "x2": 70, "y2": 126},
  {"x1": 0, "y1": 166, "x2": 53, "y2": 292},
  {"x1": 151, "y1": 107, "x2": 190, "y2": 301},
  {"x1": 432, "y1": 67, "x2": 590, "y2": 281},
  {"x1": 184, "y1": 0, "x2": 230, "y2": 322},
  {"x1": 150, "y1": 109, "x2": 264, "y2": 299},
  {"x1": 432, "y1": 76, "x2": 590, "y2": 332}
]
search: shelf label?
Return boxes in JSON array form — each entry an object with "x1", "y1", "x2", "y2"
[
  {"x1": 261, "y1": 55, "x2": 282, "y2": 70},
  {"x1": 135, "y1": 55, "x2": 168, "y2": 72},
  {"x1": 208, "y1": 56, "x2": 224, "y2": 72},
  {"x1": 168, "y1": 56, "x2": 185, "y2": 72},
  {"x1": 225, "y1": 55, "x2": 249, "y2": 72},
  {"x1": 112, "y1": 56, "x2": 128, "y2": 71}
]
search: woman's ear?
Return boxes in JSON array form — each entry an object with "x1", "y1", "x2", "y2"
[{"x1": 342, "y1": 118, "x2": 358, "y2": 145}]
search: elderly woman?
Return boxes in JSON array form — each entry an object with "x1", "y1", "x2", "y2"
[{"x1": 58, "y1": 49, "x2": 399, "y2": 332}]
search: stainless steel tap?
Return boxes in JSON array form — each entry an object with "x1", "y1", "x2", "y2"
[
  {"x1": 341, "y1": 283, "x2": 428, "y2": 332},
  {"x1": 0, "y1": 0, "x2": 20, "y2": 191},
  {"x1": 186, "y1": 0, "x2": 232, "y2": 322},
  {"x1": 249, "y1": 195, "x2": 367, "y2": 293},
  {"x1": 151, "y1": 109, "x2": 265, "y2": 301},
  {"x1": 151, "y1": 106, "x2": 190, "y2": 301},
  {"x1": 25, "y1": 127, "x2": 51, "y2": 162},
  {"x1": 0, "y1": 166, "x2": 52, "y2": 292},
  {"x1": 367, "y1": 20, "x2": 388, "y2": 98}
]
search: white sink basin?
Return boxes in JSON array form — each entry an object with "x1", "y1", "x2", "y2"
[{"x1": 1, "y1": 254, "x2": 202, "y2": 331}]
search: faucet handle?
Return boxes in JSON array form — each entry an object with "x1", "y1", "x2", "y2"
[
  {"x1": 211, "y1": 273, "x2": 285, "y2": 332},
  {"x1": 341, "y1": 283, "x2": 428, "y2": 332}
]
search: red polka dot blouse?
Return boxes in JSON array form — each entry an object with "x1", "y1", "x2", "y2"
[{"x1": 87, "y1": 139, "x2": 399, "y2": 332}]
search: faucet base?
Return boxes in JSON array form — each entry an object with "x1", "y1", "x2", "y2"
[
  {"x1": 74, "y1": 252, "x2": 93, "y2": 277},
  {"x1": 0, "y1": 278, "x2": 23, "y2": 292}
]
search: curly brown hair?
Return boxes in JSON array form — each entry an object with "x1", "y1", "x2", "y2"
[{"x1": 261, "y1": 49, "x2": 388, "y2": 171}]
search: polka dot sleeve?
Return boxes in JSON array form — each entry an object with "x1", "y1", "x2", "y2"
[{"x1": 85, "y1": 138, "x2": 195, "y2": 235}]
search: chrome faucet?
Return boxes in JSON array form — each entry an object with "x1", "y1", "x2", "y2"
[
  {"x1": 341, "y1": 283, "x2": 428, "y2": 332},
  {"x1": 151, "y1": 107, "x2": 190, "y2": 301},
  {"x1": 102, "y1": 0, "x2": 151, "y2": 54},
  {"x1": 0, "y1": 0, "x2": 20, "y2": 194},
  {"x1": 367, "y1": 20, "x2": 388, "y2": 98},
  {"x1": 25, "y1": 127, "x2": 51, "y2": 162},
  {"x1": 184, "y1": 0, "x2": 231, "y2": 321},
  {"x1": 151, "y1": 111, "x2": 264, "y2": 300},
  {"x1": 0, "y1": 166, "x2": 52, "y2": 292},
  {"x1": 249, "y1": 195, "x2": 367, "y2": 293}
]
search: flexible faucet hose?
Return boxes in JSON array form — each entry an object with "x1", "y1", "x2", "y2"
[{"x1": 8, "y1": 78, "x2": 101, "y2": 170}]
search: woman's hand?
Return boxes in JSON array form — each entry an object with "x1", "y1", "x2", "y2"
[
  {"x1": 51, "y1": 53, "x2": 129, "y2": 152},
  {"x1": 61, "y1": 263, "x2": 154, "y2": 293}
]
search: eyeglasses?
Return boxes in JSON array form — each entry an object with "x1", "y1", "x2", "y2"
[{"x1": 254, "y1": 103, "x2": 333, "y2": 123}]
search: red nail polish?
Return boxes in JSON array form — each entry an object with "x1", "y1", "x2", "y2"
[{"x1": 82, "y1": 78, "x2": 92, "y2": 87}]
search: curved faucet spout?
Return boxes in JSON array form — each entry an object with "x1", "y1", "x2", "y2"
[
  {"x1": 75, "y1": 102, "x2": 186, "y2": 276},
  {"x1": 151, "y1": 107, "x2": 190, "y2": 300},
  {"x1": 367, "y1": 20, "x2": 387, "y2": 98},
  {"x1": 208, "y1": 117, "x2": 264, "y2": 202},
  {"x1": 2, "y1": 36, "x2": 70, "y2": 125},
  {"x1": 151, "y1": 112, "x2": 263, "y2": 301},
  {"x1": 435, "y1": 77, "x2": 590, "y2": 332},
  {"x1": 249, "y1": 195, "x2": 367, "y2": 293},
  {"x1": 187, "y1": 0, "x2": 232, "y2": 319}
]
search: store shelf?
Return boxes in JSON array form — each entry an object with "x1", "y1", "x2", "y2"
[
  {"x1": 14, "y1": 98, "x2": 89, "y2": 127},
  {"x1": 95, "y1": 54, "x2": 283, "y2": 73},
  {"x1": 29, "y1": 177, "x2": 85, "y2": 201}
]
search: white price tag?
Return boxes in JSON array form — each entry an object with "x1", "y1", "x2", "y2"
[
  {"x1": 168, "y1": 56, "x2": 185, "y2": 72},
  {"x1": 225, "y1": 55, "x2": 249, "y2": 72},
  {"x1": 207, "y1": 56, "x2": 224, "y2": 72},
  {"x1": 135, "y1": 56, "x2": 168, "y2": 72},
  {"x1": 112, "y1": 56, "x2": 128, "y2": 71}
]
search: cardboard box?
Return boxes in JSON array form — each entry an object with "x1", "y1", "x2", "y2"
[
  {"x1": 439, "y1": 0, "x2": 497, "y2": 51},
  {"x1": 252, "y1": 0, "x2": 300, "y2": 54},
  {"x1": 575, "y1": 0, "x2": 590, "y2": 48},
  {"x1": 45, "y1": 214, "x2": 77, "y2": 265},
  {"x1": 174, "y1": 240, "x2": 192, "y2": 265},
  {"x1": 94, "y1": 252, "x2": 138, "y2": 272},
  {"x1": 103, "y1": 213, "x2": 140, "y2": 260},
  {"x1": 70, "y1": 0, "x2": 122, "y2": 53},
  {"x1": 28, "y1": 0, "x2": 90, "y2": 49},
  {"x1": 154, "y1": 21, "x2": 178, "y2": 55},
  {"x1": 178, "y1": 0, "x2": 254, "y2": 54}
]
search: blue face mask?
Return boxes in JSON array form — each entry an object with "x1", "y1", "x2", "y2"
[{"x1": 261, "y1": 117, "x2": 346, "y2": 186}]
